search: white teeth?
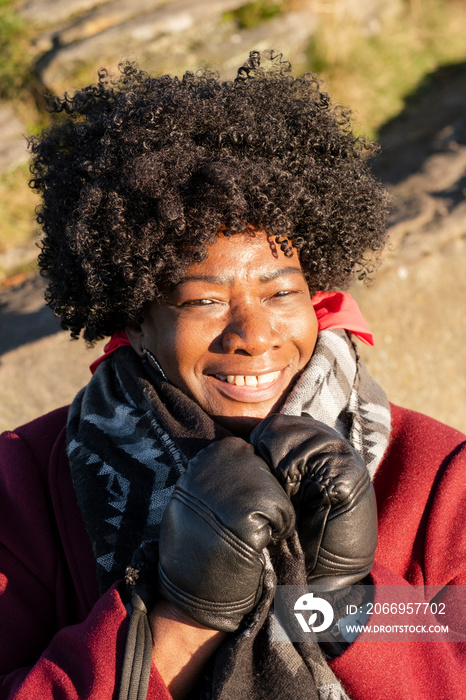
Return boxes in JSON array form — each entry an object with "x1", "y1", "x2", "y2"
[
  {"x1": 257, "y1": 371, "x2": 280, "y2": 385},
  {"x1": 245, "y1": 375, "x2": 258, "y2": 386},
  {"x1": 218, "y1": 372, "x2": 280, "y2": 386}
]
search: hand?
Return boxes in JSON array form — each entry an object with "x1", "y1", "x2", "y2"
[
  {"x1": 158, "y1": 436, "x2": 295, "y2": 632},
  {"x1": 250, "y1": 414, "x2": 377, "y2": 589}
]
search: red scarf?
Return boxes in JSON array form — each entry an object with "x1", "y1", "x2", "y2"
[{"x1": 90, "y1": 291, "x2": 373, "y2": 375}]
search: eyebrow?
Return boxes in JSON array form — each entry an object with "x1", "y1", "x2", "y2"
[
  {"x1": 259, "y1": 267, "x2": 304, "y2": 283},
  {"x1": 177, "y1": 267, "x2": 304, "y2": 286}
]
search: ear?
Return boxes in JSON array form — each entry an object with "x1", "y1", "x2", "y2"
[{"x1": 125, "y1": 320, "x2": 145, "y2": 357}]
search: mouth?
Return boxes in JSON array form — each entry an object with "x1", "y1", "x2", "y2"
[
  {"x1": 213, "y1": 371, "x2": 281, "y2": 387},
  {"x1": 208, "y1": 369, "x2": 287, "y2": 404}
]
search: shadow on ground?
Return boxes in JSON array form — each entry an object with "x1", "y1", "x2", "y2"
[
  {"x1": 0, "y1": 275, "x2": 61, "y2": 357},
  {"x1": 372, "y1": 61, "x2": 466, "y2": 184}
]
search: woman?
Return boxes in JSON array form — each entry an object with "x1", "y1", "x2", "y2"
[{"x1": 1, "y1": 51, "x2": 465, "y2": 700}]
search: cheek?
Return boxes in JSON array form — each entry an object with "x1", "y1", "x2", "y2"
[
  {"x1": 149, "y1": 318, "x2": 211, "y2": 383},
  {"x1": 141, "y1": 312, "x2": 179, "y2": 372},
  {"x1": 290, "y1": 305, "x2": 319, "y2": 364}
]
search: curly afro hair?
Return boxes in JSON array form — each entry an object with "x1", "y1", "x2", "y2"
[{"x1": 29, "y1": 50, "x2": 389, "y2": 343}]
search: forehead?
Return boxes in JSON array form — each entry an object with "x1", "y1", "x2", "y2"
[{"x1": 181, "y1": 232, "x2": 304, "y2": 283}]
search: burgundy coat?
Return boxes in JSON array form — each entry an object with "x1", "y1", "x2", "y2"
[{"x1": 0, "y1": 404, "x2": 465, "y2": 699}]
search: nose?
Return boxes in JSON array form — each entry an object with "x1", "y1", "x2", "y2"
[{"x1": 221, "y1": 303, "x2": 282, "y2": 355}]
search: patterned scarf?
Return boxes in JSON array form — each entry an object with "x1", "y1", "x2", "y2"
[{"x1": 67, "y1": 329, "x2": 391, "y2": 700}]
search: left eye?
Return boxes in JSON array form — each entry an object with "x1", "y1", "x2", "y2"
[{"x1": 181, "y1": 298, "x2": 216, "y2": 306}]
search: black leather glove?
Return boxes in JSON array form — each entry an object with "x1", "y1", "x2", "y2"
[
  {"x1": 157, "y1": 436, "x2": 295, "y2": 632},
  {"x1": 250, "y1": 414, "x2": 377, "y2": 590}
]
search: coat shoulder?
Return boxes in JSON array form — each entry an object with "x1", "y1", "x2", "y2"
[
  {"x1": 1, "y1": 405, "x2": 70, "y2": 480},
  {"x1": 389, "y1": 403, "x2": 466, "y2": 457}
]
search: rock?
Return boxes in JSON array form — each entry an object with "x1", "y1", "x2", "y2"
[
  {"x1": 353, "y1": 63, "x2": 466, "y2": 433},
  {"x1": 19, "y1": 0, "x2": 109, "y2": 26},
  {"x1": 26, "y1": 0, "x2": 402, "y2": 91},
  {"x1": 0, "y1": 274, "x2": 107, "y2": 431},
  {"x1": 354, "y1": 235, "x2": 466, "y2": 434},
  {"x1": 52, "y1": 0, "x2": 167, "y2": 45},
  {"x1": 0, "y1": 106, "x2": 29, "y2": 172},
  {"x1": 34, "y1": 0, "x2": 253, "y2": 88},
  {"x1": 0, "y1": 241, "x2": 38, "y2": 282},
  {"x1": 372, "y1": 63, "x2": 466, "y2": 185},
  {"x1": 0, "y1": 274, "x2": 59, "y2": 354},
  {"x1": 370, "y1": 64, "x2": 466, "y2": 270}
]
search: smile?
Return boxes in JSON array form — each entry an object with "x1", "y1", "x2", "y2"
[
  {"x1": 209, "y1": 369, "x2": 287, "y2": 404},
  {"x1": 214, "y1": 371, "x2": 281, "y2": 387}
]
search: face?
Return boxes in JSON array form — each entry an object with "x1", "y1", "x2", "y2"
[{"x1": 127, "y1": 232, "x2": 318, "y2": 434}]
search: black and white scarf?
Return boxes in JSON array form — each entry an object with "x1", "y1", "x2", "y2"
[{"x1": 67, "y1": 329, "x2": 391, "y2": 700}]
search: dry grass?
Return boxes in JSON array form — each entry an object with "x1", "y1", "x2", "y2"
[{"x1": 306, "y1": 0, "x2": 466, "y2": 138}]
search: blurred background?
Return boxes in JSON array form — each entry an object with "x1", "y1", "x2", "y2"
[{"x1": 1, "y1": 0, "x2": 465, "y2": 433}]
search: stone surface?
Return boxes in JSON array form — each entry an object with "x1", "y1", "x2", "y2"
[
  {"x1": 4, "y1": 0, "x2": 401, "y2": 171},
  {"x1": 0, "y1": 274, "x2": 106, "y2": 431},
  {"x1": 20, "y1": 0, "x2": 402, "y2": 91},
  {"x1": 354, "y1": 236, "x2": 466, "y2": 433},
  {"x1": 0, "y1": 241, "x2": 38, "y2": 281},
  {"x1": 354, "y1": 63, "x2": 466, "y2": 433},
  {"x1": 19, "y1": 0, "x2": 109, "y2": 25},
  {"x1": 0, "y1": 106, "x2": 29, "y2": 173}
]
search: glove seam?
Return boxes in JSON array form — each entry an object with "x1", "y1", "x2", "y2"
[
  {"x1": 173, "y1": 488, "x2": 263, "y2": 562},
  {"x1": 158, "y1": 565, "x2": 259, "y2": 612},
  {"x1": 316, "y1": 551, "x2": 375, "y2": 567}
]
